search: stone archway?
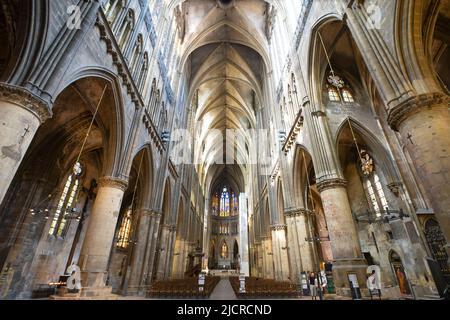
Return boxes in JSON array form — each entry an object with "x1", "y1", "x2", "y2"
[
  {"x1": 0, "y1": 75, "x2": 124, "y2": 298},
  {"x1": 108, "y1": 147, "x2": 154, "y2": 294}
]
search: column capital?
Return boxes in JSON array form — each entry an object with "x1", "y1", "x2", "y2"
[
  {"x1": 270, "y1": 224, "x2": 287, "y2": 231},
  {"x1": 161, "y1": 224, "x2": 176, "y2": 231},
  {"x1": 0, "y1": 82, "x2": 52, "y2": 123},
  {"x1": 98, "y1": 176, "x2": 128, "y2": 191},
  {"x1": 285, "y1": 208, "x2": 312, "y2": 217},
  {"x1": 149, "y1": 210, "x2": 162, "y2": 218},
  {"x1": 387, "y1": 92, "x2": 449, "y2": 130},
  {"x1": 138, "y1": 208, "x2": 153, "y2": 216},
  {"x1": 317, "y1": 177, "x2": 347, "y2": 193}
]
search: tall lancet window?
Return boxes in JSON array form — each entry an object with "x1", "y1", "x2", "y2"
[
  {"x1": 364, "y1": 172, "x2": 388, "y2": 217},
  {"x1": 231, "y1": 192, "x2": 239, "y2": 216},
  {"x1": 49, "y1": 162, "x2": 83, "y2": 237},
  {"x1": 328, "y1": 86, "x2": 340, "y2": 102},
  {"x1": 326, "y1": 73, "x2": 355, "y2": 103},
  {"x1": 117, "y1": 208, "x2": 133, "y2": 249},
  {"x1": 212, "y1": 193, "x2": 220, "y2": 216},
  {"x1": 220, "y1": 187, "x2": 230, "y2": 217}
]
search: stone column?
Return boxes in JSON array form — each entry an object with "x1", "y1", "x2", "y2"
[
  {"x1": 78, "y1": 176, "x2": 128, "y2": 291},
  {"x1": 317, "y1": 178, "x2": 367, "y2": 296},
  {"x1": 126, "y1": 208, "x2": 152, "y2": 295},
  {"x1": 142, "y1": 211, "x2": 162, "y2": 287},
  {"x1": 261, "y1": 236, "x2": 274, "y2": 279},
  {"x1": 270, "y1": 224, "x2": 290, "y2": 281},
  {"x1": 171, "y1": 238, "x2": 185, "y2": 278},
  {"x1": 255, "y1": 242, "x2": 263, "y2": 277},
  {"x1": 344, "y1": 3, "x2": 450, "y2": 261},
  {"x1": 285, "y1": 209, "x2": 315, "y2": 279},
  {"x1": 389, "y1": 95, "x2": 450, "y2": 259},
  {"x1": 302, "y1": 95, "x2": 367, "y2": 295},
  {"x1": 156, "y1": 224, "x2": 171, "y2": 279},
  {"x1": 0, "y1": 83, "x2": 51, "y2": 205},
  {"x1": 182, "y1": 240, "x2": 192, "y2": 273},
  {"x1": 164, "y1": 225, "x2": 177, "y2": 277},
  {"x1": 239, "y1": 193, "x2": 250, "y2": 276}
]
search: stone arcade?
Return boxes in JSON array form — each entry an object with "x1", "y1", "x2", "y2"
[{"x1": 0, "y1": 0, "x2": 449, "y2": 300}]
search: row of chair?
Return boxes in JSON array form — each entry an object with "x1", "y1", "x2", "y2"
[
  {"x1": 148, "y1": 277, "x2": 220, "y2": 298},
  {"x1": 229, "y1": 277, "x2": 298, "y2": 298}
]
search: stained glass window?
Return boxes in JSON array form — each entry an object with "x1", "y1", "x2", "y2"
[
  {"x1": 364, "y1": 172, "x2": 389, "y2": 217},
  {"x1": 326, "y1": 74, "x2": 355, "y2": 103},
  {"x1": 220, "y1": 187, "x2": 230, "y2": 217},
  {"x1": 49, "y1": 162, "x2": 82, "y2": 237},
  {"x1": 328, "y1": 87, "x2": 340, "y2": 102},
  {"x1": 117, "y1": 208, "x2": 132, "y2": 249},
  {"x1": 342, "y1": 89, "x2": 355, "y2": 103},
  {"x1": 213, "y1": 186, "x2": 239, "y2": 217},
  {"x1": 212, "y1": 193, "x2": 219, "y2": 216},
  {"x1": 374, "y1": 173, "x2": 388, "y2": 212},
  {"x1": 231, "y1": 192, "x2": 239, "y2": 216},
  {"x1": 365, "y1": 179, "x2": 380, "y2": 216}
]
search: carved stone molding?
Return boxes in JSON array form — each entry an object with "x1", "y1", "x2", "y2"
[
  {"x1": 174, "y1": 5, "x2": 185, "y2": 42},
  {"x1": 139, "y1": 208, "x2": 153, "y2": 216},
  {"x1": 162, "y1": 224, "x2": 175, "y2": 231},
  {"x1": 270, "y1": 224, "x2": 287, "y2": 231},
  {"x1": 311, "y1": 110, "x2": 326, "y2": 117},
  {"x1": 265, "y1": 3, "x2": 277, "y2": 43},
  {"x1": 0, "y1": 82, "x2": 52, "y2": 123},
  {"x1": 317, "y1": 178, "x2": 347, "y2": 193},
  {"x1": 387, "y1": 92, "x2": 449, "y2": 130},
  {"x1": 285, "y1": 208, "x2": 311, "y2": 217},
  {"x1": 98, "y1": 176, "x2": 128, "y2": 191},
  {"x1": 387, "y1": 182, "x2": 403, "y2": 197},
  {"x1": 282, "y1": 109, "x2": 304, "y2": 154},
  {"x1": 151, "y1": 211, "x2": 162, "y2": 219}
]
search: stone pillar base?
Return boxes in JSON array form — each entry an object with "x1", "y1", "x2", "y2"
[
  {"x1": 332, "y1": 258, "x2": 368, "y2": 297},
  {"x1": 80, "y1": 271, "x2": 108, "y2": 288},
  {"x1": 122, "y1": 286, "x2": 146, "y2": 297}
]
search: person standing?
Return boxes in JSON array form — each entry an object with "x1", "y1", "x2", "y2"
[
  {"x1": 309, "y1": 272, "x2": 318, "y2": 300},
  {"x1": 367, "y1": 269, "x2": 381, "y2": 299}
]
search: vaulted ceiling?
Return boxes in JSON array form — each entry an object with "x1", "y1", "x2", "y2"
[{"x1": 177, "y1": 0, "x2": 273, "y2": 191}]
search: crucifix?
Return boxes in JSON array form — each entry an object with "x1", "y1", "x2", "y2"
[
  {"x1": 18, "y1": 124, "x2": 31, "y2": 144},
  {"x1": 406, "y1": 133, "x2": 414, "y2": 145}
]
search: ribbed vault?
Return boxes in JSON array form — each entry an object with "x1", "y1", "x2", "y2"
[{"x1": 180, "y1": 0, "x2": 270, "y2": 192}]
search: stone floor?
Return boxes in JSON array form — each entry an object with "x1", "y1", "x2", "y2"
[{"x1": 209, "y1": 278, "x2": 237, "y2": 300}]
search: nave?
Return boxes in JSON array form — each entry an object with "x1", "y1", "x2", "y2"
[{"x1": 0, "y1": 0, "x2": 449, "y2": 301}]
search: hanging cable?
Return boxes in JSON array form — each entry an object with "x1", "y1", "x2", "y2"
[
  {"x1": 75, "y1": 85, "x2": 108, "y2": 165},
  {"x1": 318, "y1": 32, "x2": 365, "y2": 167},
  {"x1": 30, "y1": 85, "x2": 108, "y2": 222},
  {"x1": 62, "y1": 84, "x2": 107, "y2": 225},
  {"x1": 347, "y1": 118, "x2": 365, "y2": 167},
  {"x1": 318, "y1": 31, "x2": 346, "y2": 105},
  {"x1": 318, "y1": 32, "x2": 335, "y2": 77}
]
